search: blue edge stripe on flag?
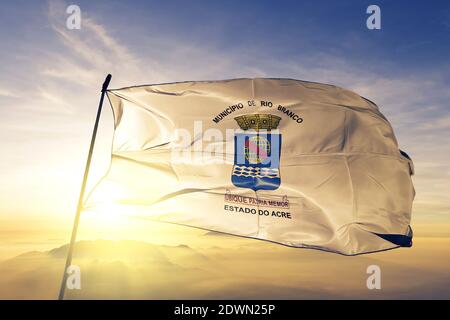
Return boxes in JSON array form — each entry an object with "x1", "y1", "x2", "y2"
[{"x1": 372, "y1": 226, "x2": 413, "y2": 247}]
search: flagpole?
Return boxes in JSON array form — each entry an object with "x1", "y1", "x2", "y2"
[{"x1": 58, "y1": 74, "x2": 112, "y2": 300}]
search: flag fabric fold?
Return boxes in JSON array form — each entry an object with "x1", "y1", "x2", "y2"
[{"x1": 85, "y1": 78, "x2": 415, "y2": 255}]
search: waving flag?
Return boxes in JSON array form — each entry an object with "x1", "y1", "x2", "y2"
[{"x1": 85, "y1": 78, "x2": 414, "y2": 255}]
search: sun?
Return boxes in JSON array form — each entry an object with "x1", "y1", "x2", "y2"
[{"x1": 82, "y1": 180, "x2": 130, "y2": 230}]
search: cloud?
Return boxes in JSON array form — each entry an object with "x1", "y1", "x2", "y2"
[
  {"x1": 45, "y1": 0, "x2": 142, "y2": 88},
  {"x1": 0, "y1": 88, "x2": 19, "y2": 98},
  {"x1": 2, "y1": 239, "x2": 450, "y2": 299},
  {"x1": 420, "y1": 115, "x2": 450, "y2": 130}
]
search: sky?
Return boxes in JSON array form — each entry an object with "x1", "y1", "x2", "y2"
[{"x1": 0, "y1": 0, "x2": 450, "y2": 258}]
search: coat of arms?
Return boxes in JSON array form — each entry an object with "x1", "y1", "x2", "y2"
[{"x1": 232, "y1": 114, "x2": 282, "y2": 191}]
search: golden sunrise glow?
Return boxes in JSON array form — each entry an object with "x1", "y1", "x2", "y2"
[{"x1": 1, "y1": 0, "x2": 450, "y2": 300}]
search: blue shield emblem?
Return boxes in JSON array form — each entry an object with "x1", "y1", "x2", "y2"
[{"x1": 232, "y1": 132, "x2": 282, "y2": 191}]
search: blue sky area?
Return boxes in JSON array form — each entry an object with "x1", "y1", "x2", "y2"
[{"x1": 0, "y1": 0, "x2": 449, "y2": 224}]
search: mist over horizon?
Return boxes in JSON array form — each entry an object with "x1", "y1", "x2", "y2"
[{"x1": 1, "y1": 236, "x2": 450, "y2": 299}]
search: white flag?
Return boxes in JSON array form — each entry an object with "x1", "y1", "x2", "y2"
[{"x1": 85, "y1": 78, "x2": 414, "y2": 255}]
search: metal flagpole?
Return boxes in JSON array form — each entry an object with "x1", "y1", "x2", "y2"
[{"x1": 58, "y1": 74, "x2": 112, "y2": 300}]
